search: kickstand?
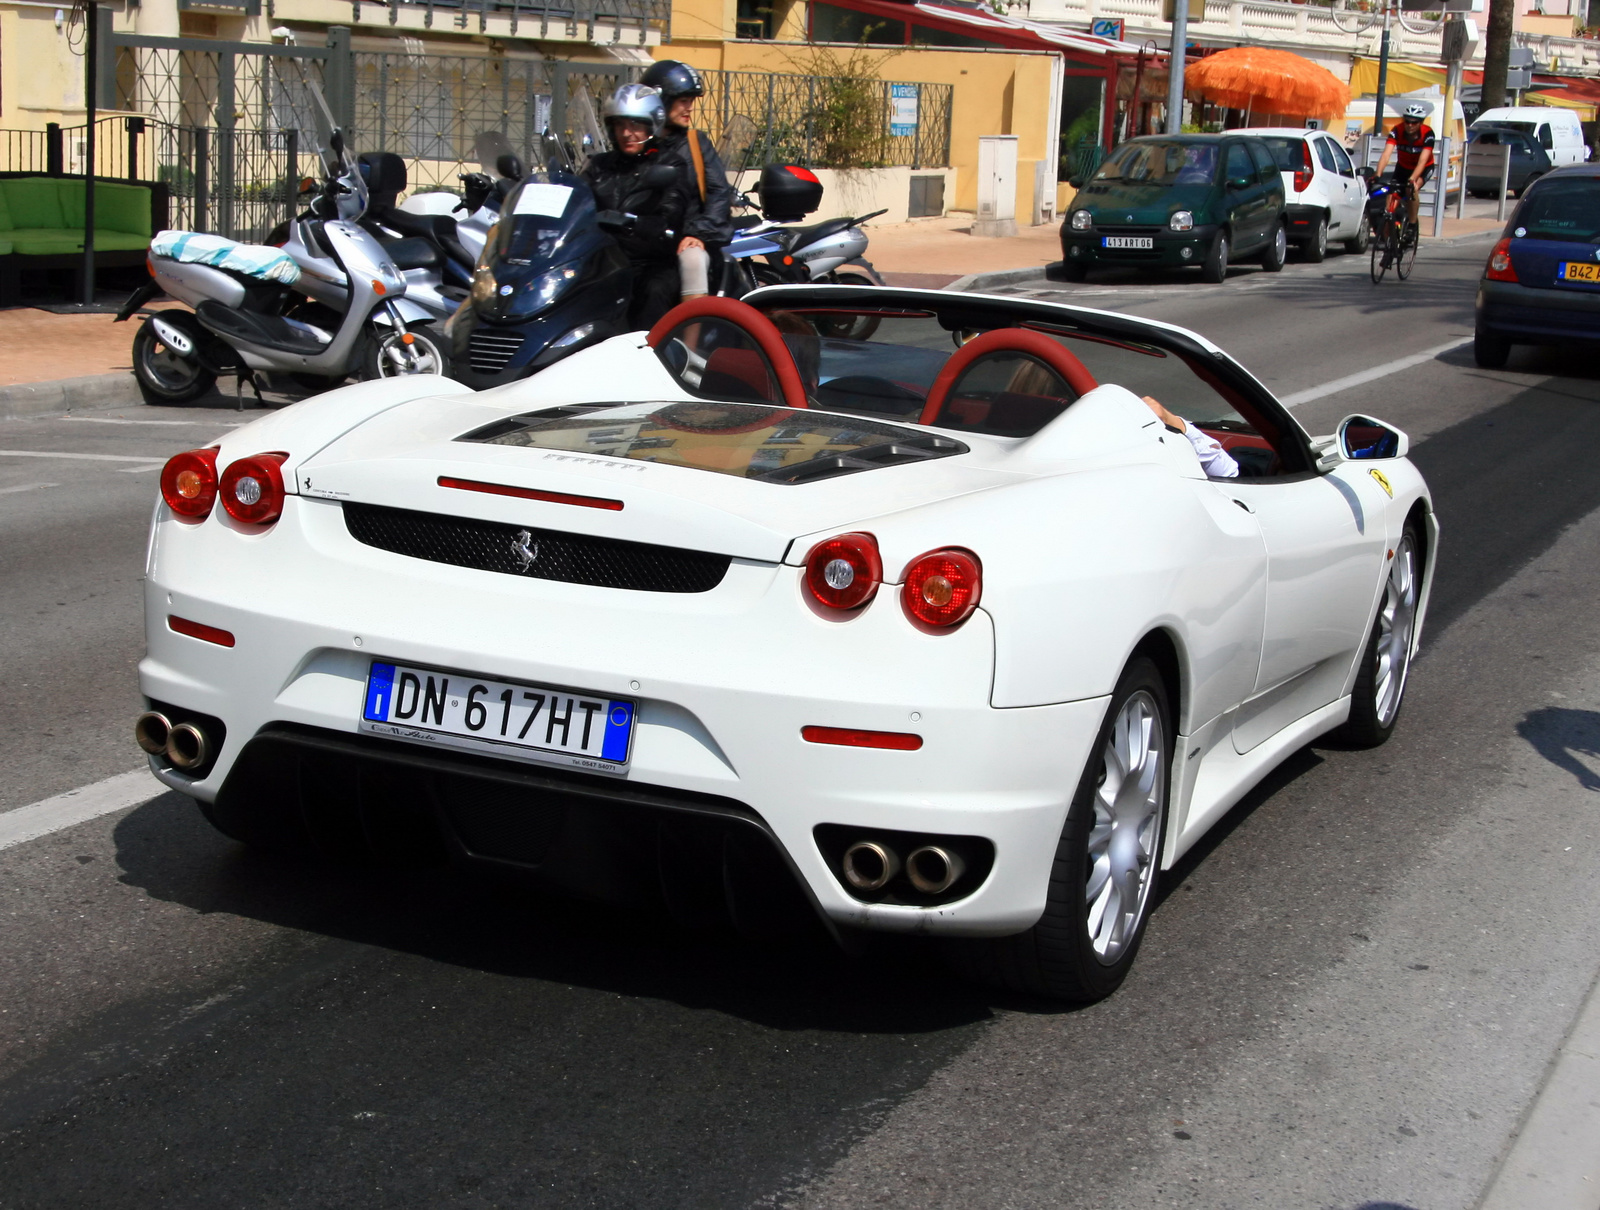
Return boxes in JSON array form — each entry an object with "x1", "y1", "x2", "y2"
[{"x1": 234, "y1": 370, "x2": 262, "y2": 412}]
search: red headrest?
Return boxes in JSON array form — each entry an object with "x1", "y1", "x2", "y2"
[{"x1": 919, "y1": 327, "x2": 1098, "y2": 428}]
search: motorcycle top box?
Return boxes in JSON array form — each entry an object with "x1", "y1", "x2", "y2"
[{"x1": 756, "y1": 165, "x2": 824, "y2": 222}]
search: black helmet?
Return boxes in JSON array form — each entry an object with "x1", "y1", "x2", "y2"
[{"x1": 641, "y1": 60, "x2": 704, "y2": 102}]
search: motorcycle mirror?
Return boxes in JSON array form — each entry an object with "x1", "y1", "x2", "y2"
[
  {"x1": 496, "y1": 153, "x2": 525, "y2": 181},
  {"x1": 328, "y1": 129, "x2": 345, "y2": 156},
  {"x1": 298, "y1": 176, "x2": 318, "y2": 196}
]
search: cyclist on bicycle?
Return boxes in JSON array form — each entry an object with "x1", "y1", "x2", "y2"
[{"x1": 1374, "y1": 102, "x2": 1436, "y2": 230}]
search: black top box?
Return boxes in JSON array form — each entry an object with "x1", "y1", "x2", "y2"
[{"x1": 758, "y1": 164, "x2": 824, "y2": 222}]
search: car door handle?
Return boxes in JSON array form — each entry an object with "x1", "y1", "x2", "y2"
[{"x1": 1231, "y1": 497, "x2": 1255, "y2": 514}]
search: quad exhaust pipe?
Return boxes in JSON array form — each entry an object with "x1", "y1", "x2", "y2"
[
  {"x1": 134, "y1": 711, "x2": 212, "y2": 771},
  {"x1": 840, "y1": 838, "x2": 967, "y2": 896}
]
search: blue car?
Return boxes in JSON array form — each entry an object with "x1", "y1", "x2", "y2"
[{"x1": 1475, "y1": 165, "x2": 1600, "y2": 368}]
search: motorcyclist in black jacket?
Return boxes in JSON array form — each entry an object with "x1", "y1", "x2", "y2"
[
  {"x1": 640, "y1": 60, "x2": 735, "y2": 299},
  {"x1": 581, "y1": 83, "x2": 689, "y2": 330}
]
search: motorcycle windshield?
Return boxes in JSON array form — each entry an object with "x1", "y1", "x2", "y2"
[{"x1": 479, "y1": 169, "x2": 612, "y2": 322}]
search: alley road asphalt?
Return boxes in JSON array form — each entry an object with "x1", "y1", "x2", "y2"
[{"x1": 4, "y1": 234, "x2": 1600, "y2": 1209}]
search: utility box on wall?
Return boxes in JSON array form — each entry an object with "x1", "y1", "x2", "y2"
[
  {"x1": 974, "y1": 135, "x2": 1018, "y2": 238},
  {"x1": 909, "y1": 174, "x2": 946, "y2": 218}
]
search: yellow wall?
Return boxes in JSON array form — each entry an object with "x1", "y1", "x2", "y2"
[{"x1": 660, "y1": 34, "x2": 1060, "y2": 215}]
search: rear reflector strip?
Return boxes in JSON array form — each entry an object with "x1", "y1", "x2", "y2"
[
  {"x1": 802, "y1": 725, "x2": 922, "y2": 751},
  {"x1": 168, "y1": 615, "x2": 236, "y2": 647},
  {"x1": 438, "y1": 476, "x2": 624, "y2": 512}
]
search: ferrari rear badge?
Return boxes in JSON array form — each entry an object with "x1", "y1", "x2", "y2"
[{"x1": 511, "y1": 528, "x2": 538, "y2": 570}]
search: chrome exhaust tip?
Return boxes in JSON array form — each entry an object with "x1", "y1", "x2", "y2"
[
  {"x1": 165, "y1": 721, "x2": 210, "y2": 770},
  {"x1": 906, "y1": 845, "x2": 965, "y2": 896},
  {"x1": 841, "y1": 840, "x2": 899, "y2": 892},
  {"x1": 134, "y1": 711, "x2": 172, "y2": 756}
]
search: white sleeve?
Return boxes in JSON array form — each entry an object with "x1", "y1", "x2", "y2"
[{"x1": 1184, "y1": 424, "x2": 1240, "y2": 479}]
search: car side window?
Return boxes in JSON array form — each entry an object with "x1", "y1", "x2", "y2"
[
  {"x1": 1245, "y1": 141, "x2": 1276, "y2": 181},
  {"x1": 1331, "y1": 141, "x2": 1355, "y2": 176},
  {"x1": 1224, "y1": 142, "x2": 1255, "y2": 186},
  {"x1": 1539, "y1": 124, "x2": 1554, "y2": 150},
  {"x1": 1314, "y1": 138, "x2": 1339, "y2": 174}
]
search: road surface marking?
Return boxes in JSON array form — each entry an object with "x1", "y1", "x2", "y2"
[
  {"x1": 0, "y1": 449, "x2": 171, "y2": 463},
  {"x1": 118, "y1": 464, "x2": 164, "y2": 474},
  {"x1": 0, "y1": 481, "x2": 58, "y2": 494},
  {"x1": 65, "y1": 417, "x2": 245, "y2": 427},
  {"x1": 0, "y1": 769, "x2": 163, "y2": 853},
  {"x1": 1279, "y1": 337, "x2": 1473, "y2": 408}
]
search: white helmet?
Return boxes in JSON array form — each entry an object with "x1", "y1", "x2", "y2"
[
  {"x1": 602, "y1": 83, "x2": 666, "y2": 143},
  {"x1": 1403, "y1": 102, "x2": 1429, "y2": 119}
]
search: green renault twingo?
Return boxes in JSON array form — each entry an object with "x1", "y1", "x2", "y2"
[{"x1": 1059, "y1": 134, "x2": 1289, "y2": 283}]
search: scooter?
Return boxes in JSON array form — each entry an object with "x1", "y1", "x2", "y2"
[
  {"x1": 447, "y1": 133, "x2": 632, "y2": 391},
  {"x1": 723, "y1": 165, "x2": 887, "y2": 293},
  {"x1": 119, "y1": 126, "x2": 450, "y2": 406}
]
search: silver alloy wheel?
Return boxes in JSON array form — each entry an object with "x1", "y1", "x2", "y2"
[
  {"x1": 1085, "y1": 689, "x2": 1165, "y2": 965},
  {"x1": 140, "y1": 331, "x2": 205, "y2": 392},
  {"x1": 1273, "y1": 223, "x2": 1287, "y2": 262},
  {"x1": 375, "y1": 328, "x2": 447, "y2": 376},
  {"x1": 1375, "y1": 535, "x2": 1419, "y2": 726}
]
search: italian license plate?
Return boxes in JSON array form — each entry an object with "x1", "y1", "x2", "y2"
[
  {"x1": 1558, "y1": 261, "x2": 1600, "y2": 284},
  {"x1": 1103, "y1": 236, "x2": 1154, "y2": 249},
  {"x1": 360, "y1": 661, "x2": 634, "y2": 772}
]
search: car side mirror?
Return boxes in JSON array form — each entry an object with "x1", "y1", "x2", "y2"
[
  {"x1": 1227, "y1": 176, "x2": 1251, "y2": 191},
  {"x1": 1355, "y1": 165, "x2": 1375, "y2": 180},
  {"x1": 1337, "y1": 414, "x2": 1409, "y2": 462},
  {"x1": 1068, "y1": 174, "x2": 1084, "y2": 188}
]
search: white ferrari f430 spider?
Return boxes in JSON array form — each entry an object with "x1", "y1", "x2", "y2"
[{"x1": 136, "y1": 287, "x2": 1434, "y2": 1002}]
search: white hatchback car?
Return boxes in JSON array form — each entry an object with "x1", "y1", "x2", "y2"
[{"x1": 1240, "y1": 127, "x2": 1370, "y2": 261}]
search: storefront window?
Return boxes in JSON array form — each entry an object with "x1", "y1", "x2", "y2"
[{"x1": 810, "y1": 3, "x2": 906, "y2": 45}]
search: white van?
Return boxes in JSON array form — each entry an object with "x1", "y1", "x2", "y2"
[{"x1": 1471, "y1": 107, "x2": 1590, "y2": 167}]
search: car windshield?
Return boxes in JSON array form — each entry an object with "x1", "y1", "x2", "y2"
[
  {"x1": 1255, "y1": 137, "x2": 1303, "y2": 171},
  {"x1": 1514, "y1": 178, "x2": 1600, "y2": 243},
  {"x1": 1093, "y1": 141, "x2": 1217, "y2": 186}
]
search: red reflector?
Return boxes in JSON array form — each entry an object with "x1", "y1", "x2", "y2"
[
  {"x1": 438, "y1": 476, "x2": 624, "y2": 511},
  {"x1": 168, "y1": 615, "x2": 236, "y2": 647},
  {"x1": 802, "y1": 726, "x2": 922, "y2": 751}
]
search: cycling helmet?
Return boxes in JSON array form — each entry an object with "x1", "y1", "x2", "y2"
[
  {"x1": 602, "y1": 83, "x2": 666, "y2": 141},
  {"x1": 1403, "y1": 102, "x2": 1429, "y2": 119},
  {"x1": 640, "y1": 60, "x2": 705, "y2": 102}
]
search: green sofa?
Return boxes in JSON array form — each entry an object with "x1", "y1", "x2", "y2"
[{"x1": 0, "y1": 176, "x2": 155, "y2": 304}]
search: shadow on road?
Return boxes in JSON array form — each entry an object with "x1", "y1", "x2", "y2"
[{"x1": 1517, "y1": 707, "x2": 1600, "y2": 791}]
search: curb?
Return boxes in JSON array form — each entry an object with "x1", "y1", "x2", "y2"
[
  {"x1": 0, "y1": 372, "x2": 142, "y2": 421},
  {"x1": 947, "y1": 266, "x2": 1057, "y2": 293},
  {"x1": 1475, "y1": 965, "x2": 1600, "y2": 1210}
]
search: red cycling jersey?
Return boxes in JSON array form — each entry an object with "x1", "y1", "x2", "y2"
[{"x1": 1386, "y1": 122, "x2": 1436, "y2": 173}]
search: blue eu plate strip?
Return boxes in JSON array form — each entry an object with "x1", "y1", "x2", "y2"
[
  {"x1": 364, "y1": 663, "x2": 396, "y2": 722},
  {"x1": 601, "y1": 701, "x2": 633, "y2": 763}
]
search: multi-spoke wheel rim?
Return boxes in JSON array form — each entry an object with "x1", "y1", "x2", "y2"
[
  {"x1": 1396, "y1": 230, "x2": 1418, "y2": 280},
  {"x1": 1273, "y1": 225, "x2": 1287, "y2": 264},
  {"x1": 1085, "y1": 690, "x2": 1165, "y2": 965},
  {"x1": 377, "y1": 332, "x2": 446, "y2": 376},
  {"x1": 1375, "y1": 536, "x2": 1418, "y2": 726}
]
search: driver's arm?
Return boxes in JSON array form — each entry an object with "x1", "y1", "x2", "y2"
[{"x1": 1142, "y1": 396, "x2": 1240, "y2": 479}]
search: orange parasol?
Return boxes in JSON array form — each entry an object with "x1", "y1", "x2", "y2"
[{"x1": 1185, "y1": 48, "x2": 1351, "y2": 123}]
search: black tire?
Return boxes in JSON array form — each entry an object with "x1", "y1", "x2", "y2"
[
  {"x1": 1335, "y1": 524, "x2": 1422, "y2": 747},
  {"x1": 813, "y1": 271, "x2": 882, "y2": 339},
  {"x1": 1395, "y1": 223, "x2": 1419, "y2": 280},
  {"x1": 1260, "y1": 220, "x2": 1287, "y2": 272},
  {"x1": 1201, "y1": 231, "x2": 1229, "y2": 283},
  {"x1": 1346, "y1": 215, "x2": 1370, "y2": 254},
  {"x1": 1056, "y1": 260, "x2": 1088, "y2": 282},
  {"x1": 1302, "y1": 214, "x2": 1328, "y2": 263},
  {"x1": 1370, "y1": 220, "x2": 1392, "y2": 284},
  {"x1": 947, "y1": 655, "x2": 1172, "y2": 1003},
  {"x1": 1474, "y1": 329, "x2": 1512, "y2": 368},
  {"x1": 131, "y1": 316, "x2": 216, "y2": 404},
  {"x1": 355, "y1": 324, "x2": 452, "y2": 381}
]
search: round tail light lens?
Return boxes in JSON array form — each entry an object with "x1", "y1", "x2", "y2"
[
  {"x1": 159, "y1": 448, "x2": 219, "y2": 518},
  {"x1": 903, "y1": 549, "x2": 982, "y2": 629},
  {"x1": 219, "y1": 452, "x2": 288, "y2": 525},
  {"x1": 804, "y1": 532, "x2": 882, "y2": 613}
]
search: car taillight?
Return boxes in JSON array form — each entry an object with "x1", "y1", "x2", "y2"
[
  {"x1": 804, "y1": 533, "x2": 882, "y2": 613},
  {"x1": 160, "y1": 448, "x2": 219, "y2": 518},
  {"x1": 902, "y1": 549, "x2": 982, "y2": 629},
  {"x1": 1293, "y1": 141, "x2": 1313, "y2": 194},
  {"x1": 1485, "y1": 236, "x2": 1519, "y2": 282},
  {"x1": 219, "y1": 452, "x2": 289, "y2": 525}
]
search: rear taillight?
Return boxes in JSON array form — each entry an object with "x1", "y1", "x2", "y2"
[
  {"x1": 902, "y1": 549, "x2": 982, "y2": 630},
  {"x1": 219, "y1": 452, "x2": 289, "y2": 525},
  {"x1": 804, "y1": 533, "x2": 882, "y2": 613},
  {"x1": 1293, "y1": 141, "x2": 1313, "y2": 194},
  {"x1": 160, "y1": 448, "x2": 218, "y2": 518},
  {"x1": 1485, "y1": 236, "x2": 1519, "y2": 282}
]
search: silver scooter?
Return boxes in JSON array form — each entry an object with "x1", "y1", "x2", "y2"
[{"x1": 121, "y1": 127, "x2": 450, "y2": 406}]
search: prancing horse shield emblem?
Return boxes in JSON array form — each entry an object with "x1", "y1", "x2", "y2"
[{"x1": 511, "y1": 528, "x2": 538, "y2": 571}]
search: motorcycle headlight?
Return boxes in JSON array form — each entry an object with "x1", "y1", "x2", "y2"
[
  {"x1": 1070, "y1": 209, "x2": 1093, "y2": 231},
  {"x1": 1169, "y1": 210, "x2": 1194, "y2": 232},
  {"x1": 527, "y1": 263, "x2": 582, "y2": 312},
  {"x1": 471, "y1": 264, "x2": 498, "y2": 305}
]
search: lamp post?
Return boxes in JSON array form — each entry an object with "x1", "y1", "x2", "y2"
[
  {"x1": 82, "y1": 0, "x2": 98, "y2": 306},
  {"x1": 1166, "y1": 0, "x2": 1189, "y2": 135}
]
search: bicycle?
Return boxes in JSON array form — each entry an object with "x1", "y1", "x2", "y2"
[{"x1": 1367, "y1": 176, "x2": 1419, "y2": 283}]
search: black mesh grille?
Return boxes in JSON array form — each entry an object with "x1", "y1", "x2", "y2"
[
  {"x1": 343, "y1": 502, "x2": 732, "y2": 593},
  {"x1": 469, "y1": 328, "x2": 524, "y2": 374},
  {"x1": 437, "y1": 777, "x2": 566, "y2": 866}
]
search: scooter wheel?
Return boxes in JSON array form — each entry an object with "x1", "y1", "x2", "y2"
[
  {"x1": 132, "y1": 317, "x2": 217, "y2": 405},
  {"x1": 357, "y1": 325, "x2": 451, "y2": 381},
  {"x1": 812, "y1": 272, "x2": 881, "y2": 340}
]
